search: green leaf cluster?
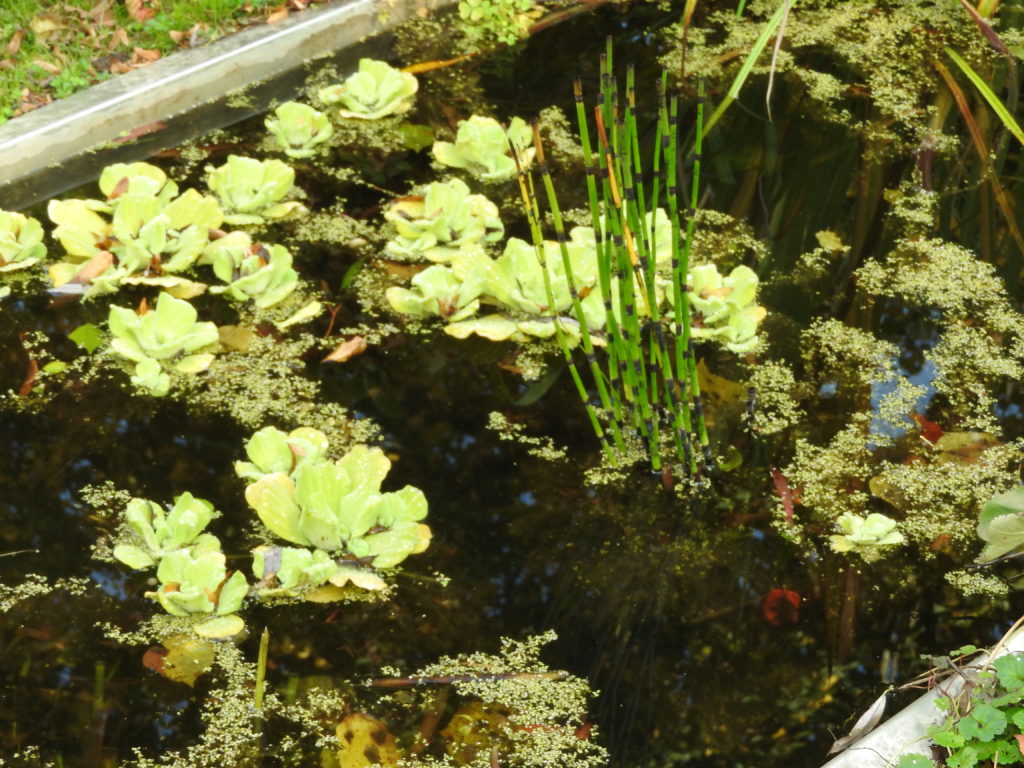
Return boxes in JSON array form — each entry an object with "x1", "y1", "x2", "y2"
[
  {"x1": 432, "y1": 115, "x2": 534, "y2": 181},
  {"x1": 112, "y1": 493, "x2": 248, "y2": 618},
  {"x1": 457, "y1": 0, "x2": 536, "y2": 48},
  {"x1": 0, "y1": 209, "x2": 46, "y2": 272},
  {"x1": 238, "y1": 426, "x2": 432, "y2": 598},
  {"x1": 265, "y1": 101, "x2": 334, "y2": 158},
  {"x1": 901, "y1": 651, "x2": 1024, "y2": 768},
  {"x1": 317, "y1": 58, "x2": 418, "y2": 121},
  {"x1": 828, "y1": 512, "x2": 905, "y2": 563},
  {"x1": 383, "y1": 178, "x2": 504, "y2": 262},
  {"x1": 205, "y1": 155, "x2": 308, "y2": 226},
  {"x1": 977, "y1": 486, "x2": 1024, "y2": 561},
  {"x1": 200, "y1": 231, "x2": 299, "y2": 308},
  {"x1": 107, "y1": 292, "x2": 219, "y2": 396}
]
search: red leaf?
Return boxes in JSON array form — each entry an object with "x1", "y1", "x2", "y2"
[
  {"x1": 762, "y1": 588, "x2": 800, "y2": 626},
  {"x1": 142, "y1": 646, "x2": 167, "y2": 674},
  {"x1": 18, "y1": 358, "x2": 38, "y2": 397},
  {"x1": 911, "y1": 412, "x2": 943, "y2": 445}
]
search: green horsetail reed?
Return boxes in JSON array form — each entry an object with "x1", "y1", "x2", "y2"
[{"x1": 512, "y1": 40, "x2": 713, "y2": 477}]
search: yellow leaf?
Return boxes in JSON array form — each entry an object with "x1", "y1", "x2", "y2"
[{"x1": 336, "y1": 713, "x2": 400, "y2": 768}]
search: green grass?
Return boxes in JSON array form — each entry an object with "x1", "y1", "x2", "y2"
[{"x1": 0, "y1": 0, "x2": 280, "y2": 125}]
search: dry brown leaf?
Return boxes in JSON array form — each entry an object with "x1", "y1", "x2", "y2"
[
  {"x1": 266, "y1": 7, "x2": 290, "y2": 23},
  {"x1": 126, "y1": 0, "x2": 159, "y2": 22},
  {"x1": 29, "y1": 13, "x2": 63, "y2": 40},
  {"x1": 7, "y1": 29, "x2": 25, "y2": 56},
  {"x1": 70, "y1": 251, "x2": 114, "y2": 284},
  {"x1": 132, "y1": 46, "x2": 161, "y2": 63},
  {"x1": 88, "y1": 0, "x2": 116, "y2": 27},
  {"x1": 323, "y1": 336, "x2": 367, "y2": 363},
  {"x1": 33, "y1": 58, "x2": 61, "y2": 75},
  {"x1": 0, "y1": 60, "x2": 13, "y2": 70},
  {"x1": 19, "y1": 358, "x2": 39, "y2": 397},
  {"x1": 108, "y1": 27, "x2": 130, "y2": 50}
]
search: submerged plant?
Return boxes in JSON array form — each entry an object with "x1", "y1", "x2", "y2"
[
  {"x1": 0, "y1": 209, "x2": 46, "y2": 271},
  {"x1": 317, "y1": 58, "x2": 418, "y2": 120},
  {"x1": 239, "y1": 427, "x2": 431, "y2": 596},
  {"x1": 107, "y1": 292, "x2": 219, "y2": 396},
  {"x1": 206, "y1": 155, "x2": 308, "y2": 226},
  {"x1": 265, "y1": 101, "x2": 334, "y2": 158},
  {"x1": 383, "y1": 178, "x2": 504, "y2": 262},
  {"x1": 432, "y1": 115, "x2": 535, "y2": 181}
]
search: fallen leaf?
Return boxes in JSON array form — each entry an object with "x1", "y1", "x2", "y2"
[
  {"x1": 323, "y1": 336, "x2": 367, "y2": 363},
  {"x1": 88, "y1": 0, "x2": 116, "y2": 27},
  {"x1": 1016, "y1": 733, "x2": 1024, "y2": 756},
  {"x1": 218, "y1": 325, "x2": 258, "y2": 351},
  {"x1": 108, "y1": 27, "x2": 130, "y2": 50},
  {"x1": 336, "y1": 713, "x2": 400, "y2": 768},
  {"x1": 266, "y1": 7, "x2": 290, "y2": 23},
  {"x1": 7, "y1": 29, "x2": 25, "y2": 56},
  {"x1": 112, "y1": 120, "x2": 167, "y2": 144},
  {"x1": 827, "y1": 689, "x2": 889, "y2": 754},
  {"x1": 910, "y1": 412, "x2": 943, "y2": 445},
  {"x1": 770, "y1": 468, "x2": 797, "y2": 525},
  {"x1": 70, "y1": 251, "x2": 114, "y2": 284},
  {"x1": 33, "y1": 58, "x2": 61, "y2": 75},
  {"x1": 144, "y1": 634, "x2": 216, "y2": 686},
  {"x1": 19, "y1": 358, "x2": 39, "y2": 397},
  {"x1": 29, "y1": 13, "x2": 63, "y2": 40},
  {"x1": 126, "y1": 0, "x2": 159, "y2": 23},
  {"x1": 132, "y1": 46, "x2": 161, "y2": 63}
]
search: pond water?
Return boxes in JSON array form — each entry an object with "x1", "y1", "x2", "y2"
[{"x1": 2, "y1": 2, "x2": 1023, "y2": 767}]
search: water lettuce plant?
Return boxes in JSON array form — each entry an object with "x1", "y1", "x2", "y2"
[
  {"x1": 112, "y1": 493, "x2": 248, "y2": 618},
  {"x1": 317, "y1": 58, "x2": 418, "y2": 120},
  {"x1": 265, "y1": 101, "x2": 334, "y2": 158},
  {"x1": 201, "y1": 232, "x2": 299, "y2": 308},
  {"x1": 238, "y1": 427, "x2": 431, "y2": 593},
  {"x1": 384, "y1": 178, "x2": 504, "y2": 262},
  {"x1": 689, "y1": 264, "x2": 766, "y2": 353},
  {"x1": 432, "y1": 115, "x2": 534, "y2": 181},
  {"x1": 828, "y1": 513, "x2": 905, "y2": 562},
  {"x1": 205, "y1": 155, "x2": 308, "y2": 226},
  {"x1": 0, "y1": 209, "x2": 45, "y2": 271},
  {"x1": 107, "y1": 292, "x2": 219, "y2": 396},
  {"x1": 976, "y1": 486, "x2": 1024, "y2": 561}
]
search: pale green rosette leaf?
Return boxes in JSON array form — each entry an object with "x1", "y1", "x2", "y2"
[
  {"x1": 318, "y1": 58, "x2": 417, "y2": 120},
  {"x1": 828, "y1": 512, "x2": 905, "y2": 562},
  {"x1": 688, "y1": 263, "x2": 766, "y2": 353},
  {"x1": 99, "y1": 162, "x2": 178, "y2": 203},
  {"x1": 47, "y1": 198, "x2": 112, "y2": 258},
  {"x1": 383, "y1": 178, "x2": 503, "y2": 262},
  {"x1": 113, "y1": 544, "x2": 156, "y2": 570},
  {"x1": 431, "y1": 115, "x2": 534, "y2": 181},
  {"x1": 118, "y1": 494, "x2": 217, "y2": 562},
  {"x1": 206, "y1": 155, "x2": 308, "y2": 225},
  {"x1": 0, "y1": 210, "x2": 46, "y2": 271},
  {"x1": 128, "y1": 358, "x2": 167, "y2": 397},
  {"x1": 108, "y1": 292, "x2": 219, "y2": 362},
  {"x1": 235, "y1": 426, "x2": 330, "y2": 481},
  {"x1": 375, "y1": 485, "x2": 428, "y2": 527},
  {"x1": 252, "y1": 545, "x2": 340, "y2": 597},
  {"x1": 208, "y1": 243, "x2": 299, "y2": 308},
  {"x1": 385, "y1": 262, "x2": 482, "y2": 322},
  {"x1": 363, "y1": 521, "x2": 432, "y2": 569},
  {"x1": 148, "y1": 550, "x2": 244, "y2": 616},
  {"x1": 245, "y1": 472, "x2": 308, "y2": 546},
  {"x1": 292, "y1": 460, "x2": 352, "y2": 549},
  {"x1": 265, "y1": 101, "x2": 334, "y2": 158},
  {"x1": 216, "y1": 570, "x2": 249, "y2": 615}
]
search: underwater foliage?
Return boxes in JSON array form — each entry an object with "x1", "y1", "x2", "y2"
[
  {"x1": 317, "y1": 57, "x2": 418, "y2": 120},
  {"x1": 107, "y1": 292, "x2": 219, "y2": 396},
  {"x1": 383, "y1": 178, "x2": 504, "y2": 262},
  {"x1": 205, "y1": 155, "x2": 308, "y2": 226},
  {"x1": 432, "y1": 114, "x2": 535, "y2": 181},
  {"x1": 264, "y1": 100, "x2": 334, "y2": 158}
]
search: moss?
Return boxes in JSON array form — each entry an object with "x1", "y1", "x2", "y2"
[{"x1": 945, "y1": 569, "x2": 1011, "y2": 598}]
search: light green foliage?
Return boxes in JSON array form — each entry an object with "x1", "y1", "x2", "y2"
[
  {"x1": 383, "y1": 178, "x2": 504, "y2": 262},
  {"x1": 976, "y1": 486, "x2": 1024, "y2": 561},
  {"x1": 200, "y1": 232, "x2": 299, "y2": 308},
  {"x1": 385, "y1": 260, "x2": 485, "y2": 323},
  {"x1": 238, "y1": 427, "x2": 431, "y2": 592},
  {"x1": 0, "y1": 209, "x2": 45, "y2": 271},
  {"x1": 46, "y1": 161, "x2": 222, "y2": 296},
  {"x1": 205, "y1": 155, "x2": 308, "y2": 226},
  {"x1": 920, "y1": 647, "x2": 1024, "y2": 768},
  {"x1": 265, "y1": 101, "x2": 334, "y2": 158},
  {"x1": 828, "y1": 512, "x2": 905, "y2": 562},
  {"x1": 432, "y1": 114, "x2": 535, "y2": 181},
  {"x1": 113, "y1": 493, "x2": 219, "y2": 569},
  {"x1": 110, "y1": 492, "x2": 247, "y2": 618},
  {"x1": 107, "y1": 292, "x2": 219, "y2": 396},
  {"x1": 317, "y1": 58, "x2": 418, "y2": 120},
  {"x1": 688, "y1": 263, "x2": 766, "y2": 353},
  {"x1": 458, "y1": 0, "x2": 537, "y2": 48},
  {"x1": 150, "y1": 550, "x2": 248, "y2": 616}
]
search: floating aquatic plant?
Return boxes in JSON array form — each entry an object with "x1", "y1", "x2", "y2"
[
  {"x1": 205, "y1": 155, "x2": 308, "y2": 226},
  {"x1": 113, "y1": 493, "x2": 220, "y2": 570},
  {"x1": 383, "y1": 178, "x2": 504, "y2": 262},
  {"x1": 0, "y1": 209, "x2": 45, "y2": 271},
  {"x1": 149, "y1": 548, "x2": 248, "y2": 617},
  {"x1": 458, "y1": 0, "x2": 538, "y2": 48},
  {"x1": 201, "y1": 231, "x2": 299, "y2": 308},
  {"x1": 318, "y1": 58, "x2": 418, "y2": 120},
  {"x1": 234, "y1": 425, "x2": 330, "y2": 480},
  {"x1": 828, "y1": 512, "x2": 905, "y2": 562},
  {"x1": 385, "y1": 260, "x2": 484, "y2": 323},
  {"x1": 107, "y1": 292, "x2": 219, "y2": 396},
  {"x1": 239, "y1": 427, "x2": 431, "y2": 590},
  {"x1": 688, "y1": 263, "x2": 766, "y2": 353},
  {"x1": 432, "y1": 115, "x2": 534, "y2": 181},
  {"x1": 265, "y1": 101, "x2": 334, "y2": 158}
]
